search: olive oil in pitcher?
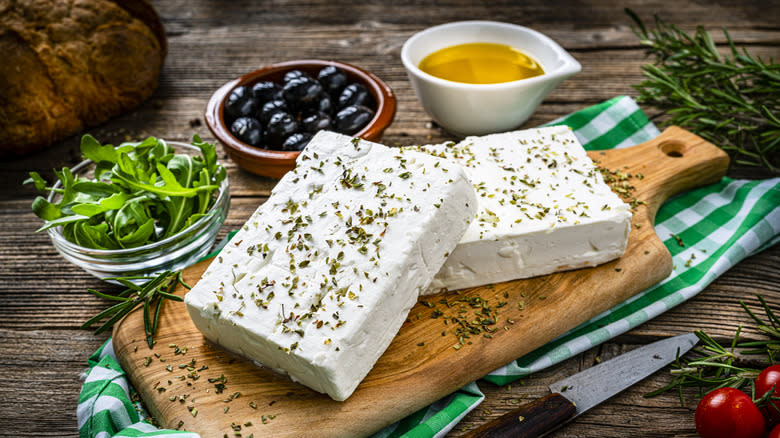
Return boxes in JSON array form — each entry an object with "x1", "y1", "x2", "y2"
[{"x1": 419, "y1": 42, "x2": 544, "y2": 84}]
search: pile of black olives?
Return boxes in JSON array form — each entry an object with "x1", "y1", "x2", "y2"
[{"x1": 224, "y1": 66, "x2": 376, "y2": 151}]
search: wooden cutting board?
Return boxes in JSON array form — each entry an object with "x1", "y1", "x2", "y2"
[{"x1": 113, "y1": 126, "x2": 728, "y2": 437}]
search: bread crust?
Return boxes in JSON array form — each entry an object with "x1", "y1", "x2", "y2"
[{"x1": 0, "y1": 0, "x2": 166, "y2": 155}]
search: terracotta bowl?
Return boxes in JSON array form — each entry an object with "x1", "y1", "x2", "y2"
[{"x1": 205, "y1": 60, "x2": 396, "y2": 179}]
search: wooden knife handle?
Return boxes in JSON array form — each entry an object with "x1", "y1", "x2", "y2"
[{"x1": 462, "y1": 393, "x2": 576, "y2": 438}]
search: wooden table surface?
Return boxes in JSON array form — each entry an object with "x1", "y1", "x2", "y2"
[{"x1": 1, "y1": 1, "x2": 778, "y2": 436}]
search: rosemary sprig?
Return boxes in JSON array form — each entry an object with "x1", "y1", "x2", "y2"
[
  {"x1": 738, "y1": 295, "x2": 780, "y2": 362},
  {"x1": 626, "y1": 9, "x2": 780, "y2": 174},
  {"x1": 647, "y1": 295, "x2": 780, "y2": 404},
  {"x1": 81, "y1": 270, "x2": 191, "y2": 348}
]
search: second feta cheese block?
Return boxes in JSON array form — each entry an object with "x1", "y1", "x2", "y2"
[
  {"x1": 184, "y1": 131, "x2": 477, "y2": 401},
  {"x1": 405, "y1": 126, "x2": 632, "y2": 294}
]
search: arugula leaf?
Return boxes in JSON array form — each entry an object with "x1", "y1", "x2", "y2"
[
  {"x1": 128, "y1": 137, "x2": 161, "y2": 166},
  {"x1": 192, "y1": 134, "x2": 218, "y2": 176},
  {"x1": 115, "y1": 151, "x2": 142, "y2": 183},
  {"x1": 112, "y1": 163, "x2": 214, "y2": 198},
  {"x1": 99, "y1": 192, "x2": 133, "y2": 210},
  {"x1": 117, "y1": 217, "x2": 156, "y2": 247},
  {"x1": 69, "y1": 203, "x2": 107, "y2": 218},
  {"x1": 80, "y1": 134, "x2": 118, "y2": 164},
  {"x1": 194, "y1": 168, "x2": 212, "y2": 215},
  {"x1": 113, "y1": 201, "x2": 153, "y2": 239},
  {"x1": 70, "y1": 221, "x2": 118, "y2": 249},
  {"x1": 147, "y1": 138, "x2": 174, "y2": 165},
  {"x1": 31, "y1": 196, "x2": 62, "y2": 221},
  {"x1": 183, "y1": 213, "x2": 207, "y2": 230},
  {"x1": 24, "y1": 172, "x2": 49, "y2": 193},
  {"x1": 163, "y1": 197, "x2": 194, "y2": 239},
  {"x1": 25, "y1": 134, "x2": 226, "y2": 250},
  {"x1": 167, "y1": 154, "x2": 202, "y2": 187},
  {"x1": 158, "y1": 154, "x2": 206, "y2": 237},
  {"x1": 38, "y1": 214, "x2": 90, "y2": 232},
  {"x1": 53, "y1": 167, "x2": 79, "y2": 208},
  {"x1": 72, "y1": 181, "x2": 121, "y2": 197},
  {"x1": 70, "y1": 192, "x2": 131, "y2": 217}
]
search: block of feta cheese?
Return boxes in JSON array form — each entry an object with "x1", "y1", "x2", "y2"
[
  {"x1": 405, "y1": 126, "x2": 632, "y2": 294},
  {"x1": 184, "y1": 131, "x2": 477, "y2": 401}
]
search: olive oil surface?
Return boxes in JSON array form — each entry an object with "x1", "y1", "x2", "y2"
[{"x1": 419, "y1": 42, "x2": 544, "y2": 84}]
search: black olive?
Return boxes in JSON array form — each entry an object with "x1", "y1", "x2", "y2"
[
  {"x1": 302, "y1": 111, "x2": 332, "y2": 133},
  {"x1": 258, "y1": 99, "x2": 289, "y2": 124},
  {"x1": 251, "y1": 81, "x2": 282, "y2": 104},
  {"x1": 224, "y1": 85, "x2": 258, "y2": 119},
  {"x1": 282, "y1": 77, "x2": 323, "y2": 109},
  {"x1": 337, "y1": 83, "x2": 372, "y2": 109},
  {"x1": 294, "y1": 91, "x2": 333, "y2": 116},
  {"x1": 282, "y1": 132, "x2": 313, "y2": 151},
  {"x1": 317, "y1": 66, "x2": 348, "y2": 97},
  {"x1": 334, "y1": 105, "x2": 374, "y2": 135},
  {"x1": 313, "y1": 91, "x2": 334, "y2": 115},
  {"x1": 265, "y1": 112, "x2": 299, "y2": 148},
  {"x1": 229, "y1": 117, "x2": 263, "y2": 146},
  {"x1": 283, "y1": 70, "x2": 310, "y2": 83}
]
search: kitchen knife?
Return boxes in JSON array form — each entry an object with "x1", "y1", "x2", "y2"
[{"x1": 463, "y1": 332, "x2": 699, "y2": 438}]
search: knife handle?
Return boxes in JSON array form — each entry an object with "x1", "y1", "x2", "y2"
[{"x1": 462, "y1": 393, "x2": 576, "y2": 438}]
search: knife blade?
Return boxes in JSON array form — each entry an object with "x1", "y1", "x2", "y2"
[{"x1": 462, "y1": 332, "x2": 699, "y2": 438}]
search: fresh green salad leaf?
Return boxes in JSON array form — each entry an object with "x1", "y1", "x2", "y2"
[
  {"x1": 80, "y1": 134, "x2": 118, "y2": 164},
  {"x1": 24, "y1": 172, "x2": 48, "y2": 193},
  {"x1": 26, "y1": 135, "x2": 226, "y2": 249}
]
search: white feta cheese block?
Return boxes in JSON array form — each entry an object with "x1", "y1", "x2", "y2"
[
  {"x1": 405, "y1": 126, "x2": 632, "y2": 294},
  {"x1": 184, "y1": 131, "x2": 477, "y2": 401}
]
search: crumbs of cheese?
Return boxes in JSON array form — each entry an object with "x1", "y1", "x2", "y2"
[
  {"x1": 184, "y1": 131, "x2": 476, "y2": 400},
  {"x1": 404, "y1": 126, "x2": 633, "y2": 293}
]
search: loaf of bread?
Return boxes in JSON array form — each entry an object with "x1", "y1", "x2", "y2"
[{"x1": 0, "y1": 0, "x2": 167, "y2": 155}]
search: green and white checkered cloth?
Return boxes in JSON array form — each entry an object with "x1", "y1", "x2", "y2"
[{"x1": 78, "y1": 96, "x2": 780, "y2": 438}]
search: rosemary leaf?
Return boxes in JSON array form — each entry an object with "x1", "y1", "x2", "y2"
[
  {"x1": 143, "y1": 295, "x2": 152, "y2": 342},
  {"x1": 86, "y1": 288, "x2": 130, "y2": 302},
  {"x1": 150, "y1": 296, "x2": 163, "y2": 348},
  {"x1": 647, "y1": 295, "x2": 780, "y2": 402},
  {"x1": 94, "y1": 303, "x2": 136, "y2": 336},
  {"x1": 178, "y1": 271, "x2": 193, "y2": 290},
  {"x1": 627, "y1": 9, "x2": 780, "y2": 173},
  {"x1": 80, "y1": 300, "x2": 132, "y2": 330},
  {"x1": 158, "y1": 290, "x2": 185, "y2": 301},
  {"x1": 81, "y1": 270, "x2": 187, "y2": 346}
]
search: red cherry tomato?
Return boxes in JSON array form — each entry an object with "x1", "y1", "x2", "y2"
[
  {"x1": 756, "y1": 365, "x2": 780, "y2": 427},
  {"x1": 771, "y1": 424, "x2": 780, "y2": 438},
  {"x1": 694, "y1": 387, "x2": 766, "y2": 438}
]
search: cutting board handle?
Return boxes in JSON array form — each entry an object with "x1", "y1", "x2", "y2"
[{"x1": 593, "y1": 126, "x2": 730, "y2": 224}]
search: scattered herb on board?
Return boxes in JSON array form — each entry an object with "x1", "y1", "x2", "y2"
[
  {"x1": 81, "y1": 270, "x2": 191, "y2": 347},
  {"x1": 24, "y1": 134, "x2": 227, "y2": 249},
  {"x1": 419, "y1": 292, "x2": 509, "y2": 350},
  {"x1": 646, "y1": 295, "x2": 780, "y2": 404},
  {"x1": 626, "y1": 9, "x2": 780, "y2": 173},
  {"x1": 596, "y1": 164, "x2": 645, "y2": 211}
]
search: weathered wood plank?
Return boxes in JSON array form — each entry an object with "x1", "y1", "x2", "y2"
[
  {"x1": 148, "y1": 0, "x2": 780, "y2": 33},
  {"x1": 0, "y1": 329, "x2": 107, "y2": 438}
]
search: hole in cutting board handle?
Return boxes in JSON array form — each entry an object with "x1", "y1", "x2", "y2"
[{"x1": 659, "y1": 141, "x2": 685, "y2": 158}]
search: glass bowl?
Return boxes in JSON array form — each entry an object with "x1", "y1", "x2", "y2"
[{"x1": 46, "y1": 141, "x2": 230, "y2": 281}]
